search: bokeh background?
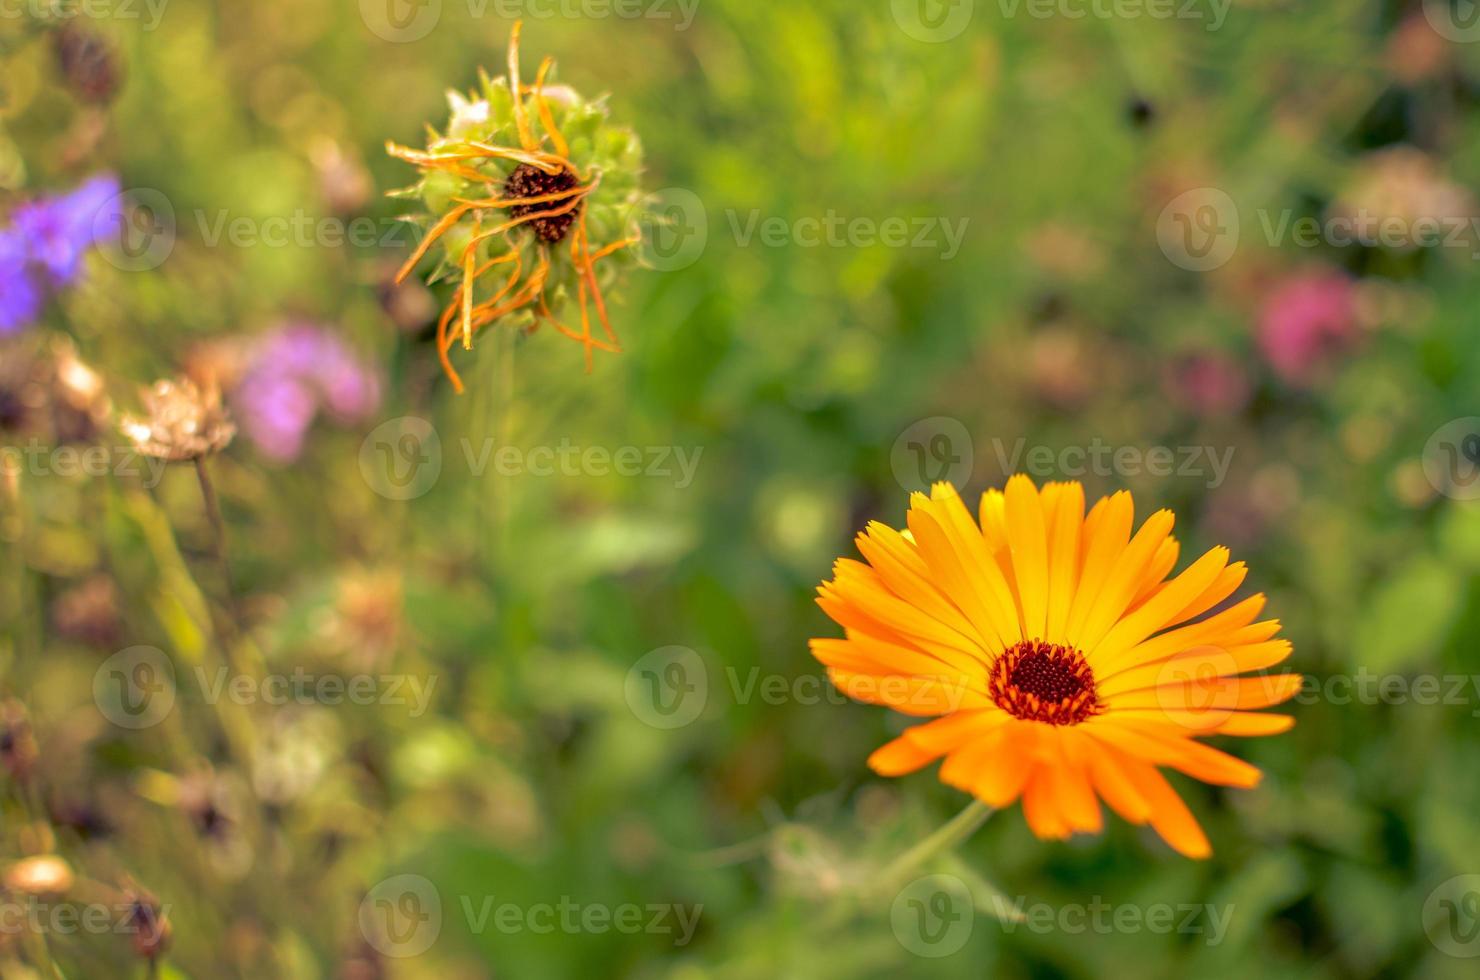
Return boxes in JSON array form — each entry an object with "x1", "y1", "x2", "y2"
[{"x1": 3, "y1": 0, "x2": 1480, "y2": 976}]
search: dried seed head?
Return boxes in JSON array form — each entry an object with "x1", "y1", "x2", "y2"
[
  {"x1": 51, "y1": 574, "x2": 122, "y2": 648},
  {"x1": 49, "y1": 339, "x2": 112, "y2": 444},
  {"x1": 53, "y1": 24, "x2": 124, "y2": 104},
  {"x1": 120, "y1": 377, "x2": 236, "y2": 461},
  {"x1": 0, "y1": 701, "x2": 38, "y2": 782},
  {"x1": 3, "y1": 855, "x2": 74, "y2": 899},
  {"x1": 0, "y1": 342, "x2": 45, "y2": 435},
  {"x1": 124, "y1": 889, "x2": 171, "y2": 960}
]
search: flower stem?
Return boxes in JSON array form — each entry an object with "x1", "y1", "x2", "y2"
[
  {"x1": 192, "y1": 457, "x2": 232, "y2": 596},
  {"x1": 876, "y1": 800, "x2": 993, "y2": 893}
]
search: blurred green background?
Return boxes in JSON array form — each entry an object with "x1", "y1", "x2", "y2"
[{"x1": 4, "y1": 0, "x2": 1480, "y2": 976}]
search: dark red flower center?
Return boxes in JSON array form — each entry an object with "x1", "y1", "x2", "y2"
[
  {"x1": 504, "y1": 163, "x2": 582, "y2": 243},
  {"x1": 988, "y1": 640, "x2": 1100, "y2": 726}
]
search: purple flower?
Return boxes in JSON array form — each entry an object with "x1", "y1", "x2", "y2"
[
  {"x1": 12, "y1": 174, "x2": 122, "y2": 287},
  {"x1": 0, "y1": 231, "x2": 43, "y2": 335},
  {"x1": 1, "y1": 174, "x2": 122, "y2": 334},
  {"x1": 231, "y1": 323, "x2": 381, "y2": 462}
]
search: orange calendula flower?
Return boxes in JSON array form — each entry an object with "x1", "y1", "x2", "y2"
[{"x1": 812, "y1": 476, "x2": 1298, "y2": 858}]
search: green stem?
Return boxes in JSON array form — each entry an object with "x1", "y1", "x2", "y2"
[
  {"x1": 875, "y1": 800, "x2": 993, "y2": 893},
  {"x1": 192, "y1": 458, "x2": 234, "y2": 600}
]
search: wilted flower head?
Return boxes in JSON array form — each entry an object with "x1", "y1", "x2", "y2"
[
  {"x1": 121, "y1": 377, "x2": 236, "y2": 461},
  {"x1": 123, "y1": 886, "x2": 171, "y2": 960},
  {"x1": 3, "y1": 855, "x2": 74, "y2": 899},
  {"x1": 1257, "y1": 268, "x2": 1359, "y2": 385},
  {"x1": 318, "y1": 567, "x2": 404, "y2": 668},
  {"x1": 1385, "y1": 14, "x2": 1449, "y2": 85},
  {"x1": 0, "y1": 341, "x2": 44, "y2": 432},
  {"x1": 51, "y1": 574, "x2": 121, "y2": 648},
  {"x1": 231, "y1": 323, "x2": 381, "y2": 462},
  {"x1": 312, "y1": 138, "x2": 372, "y2": 215},
  {"x1": 53, "y1": 23, "x2": 125, "y2": 104},
  {"x1": 387, "y1": 21, "x2": 645, "y2": 391},
  {"x1": 375, "y1": 261, "x2": 437, "y2": 333},
  {"x1": 1332, "y1": 146, "x2": 1472, "y2": 246},
  {"x1": 49, "y1": 337, "x2": 112, "y2": 443},
  {"x1": 0, "y1": 700, "x2": 38, "y2": 782}
]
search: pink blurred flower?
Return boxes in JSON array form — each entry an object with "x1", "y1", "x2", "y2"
[
  {"x1": 231, "y1": 323, "x2": 381, "y2": 462},
  {"x1": 1163, "y1": 350, "x2": 1251, "y2": 416},
  {"x1": 1257, "y1": 269, "x2": 1359, "y2": 385}
]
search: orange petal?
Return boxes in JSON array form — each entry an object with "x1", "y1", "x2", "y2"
[
  {"x1": 1088, "y1": 545, "x2": 1230, "y2": 669},
  {"x1": 1106, "y1": 673, "x2": 1303, "y2": 712},
  {"x1": 1119, "y1": 758, "x2": 1212, "y2": 858},
  {"x1": 1065, "y1": 491, "x2": 1134, "y2": 642},
  {"x1": 1042, "y1": 481, "x2": 1085, "y2": 642},
  {"x1": 825, "y1": 668, "x2": 985, "y2": 716},
  {"x1": 1074, "y1": 509, "x2": 1176, "y2": 652},
  {"x1": 1022, "y1": 768, "x2": 1070, "y2": 840},
  {"x1": 867, "y1": 710, "x2": 1009, "y2": 776},
  {"x1": 1003, "y1": 475, "x2": 1049, "y2": 640},
  {"x1": 1084, "y1": 719, "x2": 1262, "y2": 788},
  {"x1": 1098, "y1": 639, "x2": 1294, "y2": 700},
  {"x1": 1050, "y1": 728, "x2": 1103, "y2": 832},
  {"x1": 1082, "y1": 739, "x2": 1151, "y2": 824}
]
